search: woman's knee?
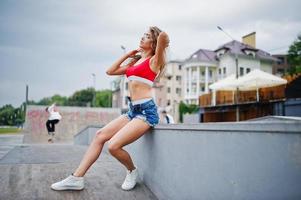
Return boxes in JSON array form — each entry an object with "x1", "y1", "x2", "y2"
[
  {"x1": 93, "y1": 129, "x2": 109, "y2": 144},
  {"x1": 107, "y1": 140, "x2": 121, "y2": 155}
]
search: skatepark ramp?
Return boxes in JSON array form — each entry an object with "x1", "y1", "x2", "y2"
[{"x1": 23, "y1": 105, "x2": 121, "y2": 143}]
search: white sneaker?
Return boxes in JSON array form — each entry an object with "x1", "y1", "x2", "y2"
[
  {"x1": 51, "y1": 175, "x2": 84, "y2": 191},
  {"x1": 121, "y1": 167, "x2": 139, "y2": 191}
]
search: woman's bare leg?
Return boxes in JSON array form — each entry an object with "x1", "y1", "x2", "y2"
[
  {"x1": 107, "y1": 118, "x2": 151, "y2": 171},
  {"x1": 73, "y1": 115, "x2": 130, "y2": 177}
]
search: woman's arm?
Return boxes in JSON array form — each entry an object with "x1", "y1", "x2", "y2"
[
  {"x1": 150, "y1": 32, "x2": 169, "y2": 70},
  {"x1": 48, "y1": 103, "x2": 55, "y2": 112},
  {"x1": 106, "y1": 50, "x2": 139, "y2": 75}
]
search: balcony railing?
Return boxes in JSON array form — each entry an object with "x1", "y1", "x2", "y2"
[{"x1": 199, "y1": 85, "x2": 286, "y2": 107}]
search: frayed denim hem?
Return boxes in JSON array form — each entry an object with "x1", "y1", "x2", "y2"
[
  {"x1": 134, "y1": 115, "x2": 157, "y2": 128},
  {"x1": 122, "y1": 113, "x2": 131, "y2": 121}
]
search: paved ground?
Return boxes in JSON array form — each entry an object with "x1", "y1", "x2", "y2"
[
  {"x1": 0, "y1": 134, "x2": 158, "y2": 200},
  {"x1": 0, "y1": 134, "x2": 24, "y2": 160}
]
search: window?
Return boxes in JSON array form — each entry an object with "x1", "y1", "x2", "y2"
[
  {"x1": 218, "y1": 68, "x2": 221, "y2": 74},
  {"x1": 209, "y1": 70, "x2": 212, "y2": 77},
  {"x1": 201, "y1": 87, "x2": 205, "y2": 92},
  {"x1": 178, "y1": 65, "x2": 182, "y2": 70},
  {"x1": 201, "y1": 71, "x2": 205, "y2": 76},
  {"x1": 176, "y1": 88, "x2": 181, "y2": 94},
  {"x1": 223, "y1": 67, "x2": 226, "y2": 74},
  {"x1": 167, "y1": 100, "x2": 171, "y2": 106},
  {"x1": 246, "y1": 68, "x2": 251, "y2": 73},
  {"x1": 277, "y1": 57, "x2": 285, "y2": 65},
  {"x1": 240, "y1": 67, "x2": 244, "y2": 76},
  {"x1": 244, "y1": 50, "x2": 255, "y2": 58},
  {"x1": 176, "y1": 76, "x2": 181, "y2": 81},
  {"x1": 167, "y1": 76, "x2": 172, "y2": 80},
  {"x1": 167, "y1": 87, "x2": 171, "y2": 93}
]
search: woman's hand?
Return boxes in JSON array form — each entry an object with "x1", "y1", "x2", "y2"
[
  {"x1": 158, "y1": 32, "x2": 169, "y2": 48},
  {"x1": 126, "y1": 49, "x2": 140, "y2": 58}
]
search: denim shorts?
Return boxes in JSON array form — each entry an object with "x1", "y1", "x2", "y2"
[{"x1": 123, "y1": 98, "x2": 159, "y2": 127}]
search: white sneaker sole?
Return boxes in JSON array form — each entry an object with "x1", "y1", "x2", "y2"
[
  {"x1": 121, "y1": 181, "x2": 138, "y2": 191},
  {"x1": 51, "y1": 185, "x2": 84, "y2": 191},
  {"x1": 121, "y1": 185, "x2": 136, "y2": 191}
]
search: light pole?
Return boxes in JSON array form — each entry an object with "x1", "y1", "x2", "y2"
[
  {"x1": 120, "y1": 45, "x2": 127, "y2": 109},
  {"x1": 92, "y1": 73, "x2": 96, "y2": 107},
  {"x1": 217, "y1": 26, "x2": 240, "y2": 121}
]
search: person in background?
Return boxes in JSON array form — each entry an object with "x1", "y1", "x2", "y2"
[
  {"x1": 45, "y1": 103, "x2": 62, "y2": 143},
  {"x1": 161, "y1": 109, "x2": 174, "y2": 124}
]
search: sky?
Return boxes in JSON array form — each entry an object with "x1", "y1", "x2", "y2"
[{"x1": 0, "y1": 0, "x2": 300, "y2": 107}]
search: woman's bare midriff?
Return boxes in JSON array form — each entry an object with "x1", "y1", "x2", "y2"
[{"x1": 128, "y1": 81, "x2": 153, "y2": 101}]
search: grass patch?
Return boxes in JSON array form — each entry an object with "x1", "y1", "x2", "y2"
[{"x1": 0, "y1": 127, "x2": 22, "y2": 134}]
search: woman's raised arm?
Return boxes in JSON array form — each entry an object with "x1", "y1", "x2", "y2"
[
  {"x1": 151, "y1": 32, "x2": 169, "y2": 71},
  {"x1": 106, "y1": 50, "x2": 139, "y2": 76}
]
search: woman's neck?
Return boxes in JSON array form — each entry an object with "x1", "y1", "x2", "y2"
[{"x1": 141, "y1": 49, "x2": 153, "y2": 59}]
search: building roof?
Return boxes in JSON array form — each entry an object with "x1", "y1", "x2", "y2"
[
  {"x1": 215, "y1": 40, "x2": 277, "y2": 62},
  {"x1": 185, "y1": 48, "x2": 218, "y2": 63},
  {"x1": 185, "y1": 40, "x2": 277, "y2": 64}
]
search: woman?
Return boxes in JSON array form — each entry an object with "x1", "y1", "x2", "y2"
[{"x1": 51, "y1": 26, "x2": 169, "y2": 191}]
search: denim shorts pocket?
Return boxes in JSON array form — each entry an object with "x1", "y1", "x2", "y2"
[{"x1": 143, "y1": 105, "x2": 159, "y2": 125}]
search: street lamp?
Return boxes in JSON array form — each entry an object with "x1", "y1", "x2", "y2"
[
  {"x1": 217, "y1": 26, "x2": 240, "y2": 121},
  {"x1": 120, "y1": 45, "x2": 127, "y2": 109}
]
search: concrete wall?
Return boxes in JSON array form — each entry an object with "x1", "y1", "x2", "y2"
[
  {"x1": 285, "y1": 99, "x2": 301, "y2": 117},
  {"x1": 183, "y1": 113, "x2": 200, "y2": 123},
  {"x1": 74, "y1": 125, "x2": 103, "y2": 145},
  {"x1": 75, "y1": 117, "x2": 301, "y2": 200},
  {"x1": 260, "y1": 60, "x2": 273, "y2": 74},
  {"x1": 23, "y1": 105, "x2": 120, "y2": 143},
  {"x1": 273, "y1": 99, "x2": 301, "y2": 117}
]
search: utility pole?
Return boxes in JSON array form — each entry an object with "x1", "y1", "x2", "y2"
[
  {"x1": 23, "y1": 84, "x2": 29, "y2": 124},
  {"x1": 92, "y1": 73, "x2": 96, "y2": 107},
  {"x1": 217, "y1": 26, "x2": 239, "y2": 121},
  {"x1": 25, "y1": 84, "x2": 28, "y2": 111}
]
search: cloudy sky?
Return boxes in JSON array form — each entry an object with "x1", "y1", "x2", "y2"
[{"x1": 0, "y1": 0, "x2": 300, "y2": 107}]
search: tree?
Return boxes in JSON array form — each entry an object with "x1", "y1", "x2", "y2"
[
  {"x1": 37, "y1": 97, "x2": 52, "y2": 105},
  {"x1": 288, "y1": 33, "x2": 301, "y2": 74},
  {"x1": 0, "y1": 104, "x2": 24, "y2": 126},
  {"x1": 35, "y1": 94, "x2": 68, "y2": 106},
  {"x1": 67, "y1": 88, "x2": 95, "y2": 107},
  {"x1": 179, "y1": 101, "x2": 199, "y2": 123},
  {"x1": 24, "y1": 88, "x2": 112, "y2": 108},
  {"x1": 95, "y1": 90, "x2": 112, "y2": 107}
]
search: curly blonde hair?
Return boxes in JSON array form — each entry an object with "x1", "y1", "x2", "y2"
[{"x1": 149, "y1": 26, "x2": 167, "y2": 81}]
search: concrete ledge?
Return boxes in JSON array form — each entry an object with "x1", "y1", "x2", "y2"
[
  {"x1": 75, "y1": 118, "x2": 301, "y2": 200},
  {"x1": 247, "y1": 115, "x2": 301, "y2": 122}
]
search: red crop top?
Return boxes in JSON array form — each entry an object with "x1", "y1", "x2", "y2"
[{"x1": 125, "y1": 57, "x2": 158, "y2": 86}]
